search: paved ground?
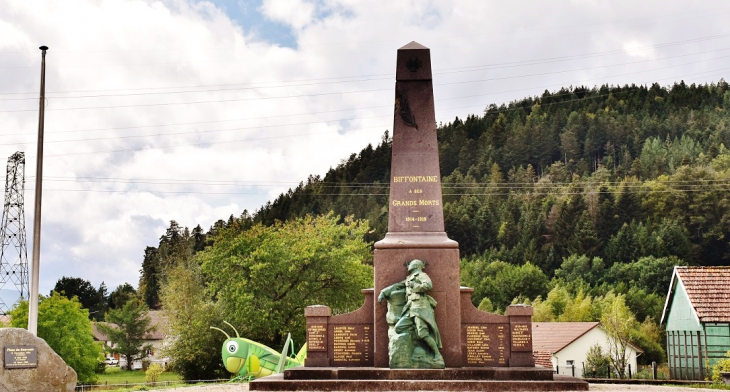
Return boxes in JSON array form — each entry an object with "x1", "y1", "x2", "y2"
[
  {"x1": 154, "y1": 383, "x2": 724, "y2": 392},
  {"x1": 591, "y1": 385, "x2": 719, "y2": 392}
]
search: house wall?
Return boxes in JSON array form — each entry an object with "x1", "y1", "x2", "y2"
[
  {"x1": 665, "y1": 280, "x2": 702, "y2": 332},
  {"x1": 115, "y1": 339, "x2": 170, "y2": 370},
  {"x1": 704, "y1": 323, "x2": 730, "y2": 365},
  {"x1": 667, "y1": 323, "x2": 730, "y2": 380},
  {"x1": 665, "y1": 279, "x2": 730, "y2": 380},
  {"x1": 550, "y1": 327, "x2": 639, "y2": 378}
]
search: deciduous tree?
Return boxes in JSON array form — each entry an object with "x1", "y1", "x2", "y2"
[
  {"x1": 10, "y1": 293, "x2": 103, "y2": 383},
  {"x1": 600, "y1": 294, "x2": 636, "y2": 378},
  {"x1": 199, "y1": 213, "x2": 373, "y2": 347}
]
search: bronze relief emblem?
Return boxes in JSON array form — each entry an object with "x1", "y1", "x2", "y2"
[
  {"x1": 406, "y1": 57, "x2": 422, "y2": 72},
  {"x1": 395, "y1": 91, "x2": 418, "y2": 129}
]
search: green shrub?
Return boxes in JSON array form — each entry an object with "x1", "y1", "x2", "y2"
[
  {"x1": 712, "y1": 350, "x2": 730, "y2": 382},
  {"x1": 145, "y1": 363, "x2": 164, "y2": 383},
  {"x1": 585, "y1": 344, "x2": 611, "y2": 378}
]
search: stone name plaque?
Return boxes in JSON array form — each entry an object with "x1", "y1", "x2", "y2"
[
  {"x1": 463, "y1": 324, "x2": 508, "y2": 366},
  {"x1": 307, "y1": 323, "x2": 327, "y2": 352},
  {"x1": 331, "y1": 325, "x2": 372, "y2": 366},
  {"x1": 4, "y1": 345, "x2": 38, "y2": 369},
  {"x1": 511, "y1": 323, "x2": 532, "y2": 352}
]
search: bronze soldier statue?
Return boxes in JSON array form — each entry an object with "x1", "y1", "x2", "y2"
[{"x1": 378, "y1": 259, "x2": 443, "y2": 367}]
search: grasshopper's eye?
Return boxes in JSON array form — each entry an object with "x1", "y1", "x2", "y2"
[{"x1": 227, "y1": 341, "x2": 239, "y2": 354}]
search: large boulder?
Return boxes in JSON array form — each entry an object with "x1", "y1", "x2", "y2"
[{"x1": 0, "y1": 328, "x2": 77, "y2": 392}]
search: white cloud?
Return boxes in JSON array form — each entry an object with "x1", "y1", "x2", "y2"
[
  {"x1": 623, "y1": 40, "x2": 657, "y2": 59},
  {"x1": 260, "y1": 0, "x2": 316, "y2": 30},
  {"x1": 0, "y1": 0, "x2": 727, "y2": 296}
]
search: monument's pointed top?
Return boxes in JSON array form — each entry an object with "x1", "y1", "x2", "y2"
[{"x1": 399, "y1": 41, "x2": 428, "y2": 50}]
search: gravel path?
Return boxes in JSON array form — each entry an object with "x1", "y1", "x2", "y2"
[{"x1": 150, "y1": 383, "x2": 724, "y2": 392}]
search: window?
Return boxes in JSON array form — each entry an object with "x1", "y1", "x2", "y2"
[{"x1": 566, "y1": 360, "x2": 574, "y2": 367}]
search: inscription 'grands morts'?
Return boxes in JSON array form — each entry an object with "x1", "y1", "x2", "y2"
[{"x1": 391, "y1": 199, "x2": 440, "y2": 207}]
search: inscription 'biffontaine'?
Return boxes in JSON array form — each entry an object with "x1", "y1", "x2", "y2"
[{"x1": 392, "y1": 175, "x2": 439, "y2": 183}]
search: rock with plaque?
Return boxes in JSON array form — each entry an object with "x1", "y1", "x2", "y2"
[
  {"x1": 250, "y1": 42, "x2": 588, "y2": 391},
  {"x1": 0, "y1": 328, "x2": 77, "y2": 392}
]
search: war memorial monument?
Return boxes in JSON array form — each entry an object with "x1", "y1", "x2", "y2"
[{"x1": 250, "y1": 42, "x2": 588, "y2": 391}]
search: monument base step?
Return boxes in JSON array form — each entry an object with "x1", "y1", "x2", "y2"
[{"x1": 249, "y1": 367, "x2": 589, "y2": 391}]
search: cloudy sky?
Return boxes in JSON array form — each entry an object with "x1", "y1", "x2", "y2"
[{"x1": 0, "y1": 0, "x2": 729, "y2": 301}]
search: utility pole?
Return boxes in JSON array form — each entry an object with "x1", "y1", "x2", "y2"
[{"x1": 28, "y1": 45, "x2": 47, "y2": 336}]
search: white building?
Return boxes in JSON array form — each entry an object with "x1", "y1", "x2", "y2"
[{"x1": 532, "y1": 322, "x2": 643, "y2": 378}]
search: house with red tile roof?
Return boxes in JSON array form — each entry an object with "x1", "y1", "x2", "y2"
[
  {"x1": 532, "y1": 322, "x2": 642, "y2": 378},
  {"x1": 661, "y1": 266, "x2": 730, "y2": 380}
]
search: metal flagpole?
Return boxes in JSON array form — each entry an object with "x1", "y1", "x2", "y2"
[{"x1": 28, "y1": 45, "x2": 48, "y2": 336}]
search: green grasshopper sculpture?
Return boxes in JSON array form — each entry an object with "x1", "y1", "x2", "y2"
[{"x1": 211, "y1": 321, "x2": 307, "y2": 381}]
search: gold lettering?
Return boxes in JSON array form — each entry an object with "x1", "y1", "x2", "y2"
[
  {"x1": 392, "y1": 175, "x2": 439, "y2": 183},
  {"x1": 392, "y1": 200, "x2": 418, "y2": 207}
]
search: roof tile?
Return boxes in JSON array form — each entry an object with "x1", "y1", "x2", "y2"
[
  {"x1": 533, "y1": 350, "x2": 554, "y2": 369},
  {"x1": 532, "y1": 322, "x2": 600, "y2": 353},
  {"x1": 677, "y1": 266, "x2": 730, "y2": 323}
]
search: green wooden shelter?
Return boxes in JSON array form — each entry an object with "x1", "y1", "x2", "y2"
[{"x1": 661, "y1": 266, "x2": 730, "y2": 380}]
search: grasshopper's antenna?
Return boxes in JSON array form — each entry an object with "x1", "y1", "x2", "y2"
[
  {"x1": 223, "y1": 321, "x2": 240, "y2": 338},
  {"x1": 210, "y1": 326, "x2": 230, "y2": 340}
]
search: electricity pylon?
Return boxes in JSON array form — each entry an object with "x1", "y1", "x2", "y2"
[{"x1": 0, "y1": 152, "x2": 28, "y2": 314}]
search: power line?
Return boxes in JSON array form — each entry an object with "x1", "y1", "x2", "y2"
[
  {"x1": 23, "y1": 186, "x2": 730, "y2": 196},
  {"x1": 0, "y1": 115, "x2": 391, "y2": 146},
  {"x1": 25, "y1": 175, "x2": 730, "y2": 189},
  {"x1": 2, "y1": 56, "x2": 728, "y2": 114},
  {"x1": 3, "y1": 72, "x2": 726, "y2": 156},
  {"x1": 4, "y1": 45, "x2": 730, "y2": 102},
  {"x1": 0, "y1": 89, "x2": 646, "y2": 146}
]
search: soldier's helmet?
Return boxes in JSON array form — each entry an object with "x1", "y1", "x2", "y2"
[{"x1": 407, "y1": 259, "x2": 425, "y2": 272}]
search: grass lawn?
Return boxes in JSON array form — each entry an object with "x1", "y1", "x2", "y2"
[{"x1": 96, "y1": 366, "x2": 182, "y2": 386}]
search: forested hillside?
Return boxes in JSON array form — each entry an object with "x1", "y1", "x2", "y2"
[
  {"x1": 253, "y1": 80, "x2": 730, "y2": 269},
  {"x1": 140, "y1": 80, "x2": 730, "y2": 366}
]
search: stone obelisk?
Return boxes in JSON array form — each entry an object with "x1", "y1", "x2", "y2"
[
  {"x1": 373, "y1": 41, "x2": 462, "y2": 367},
  {"x1": 255, "y1": 41, "x2": 587, "y2": 392}
]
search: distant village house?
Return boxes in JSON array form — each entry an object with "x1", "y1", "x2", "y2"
[
  {"x1": 92, "y1": 310, "x2": 169, "y2": 369},
  {"x1": 532, "y1": 321, "x2": 642, "y2": 378},
  {"x1": 661, "y1": 266, "x2": 730, "y2": 380}
]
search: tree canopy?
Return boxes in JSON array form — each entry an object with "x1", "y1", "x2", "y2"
[
  {"x1": 52, "y1": 277, "x2": 108, "y2": 321},
  {"x1": 9, "y1": 293, "x2": 103, "y2": 384},
  {"x1": 199, "y1": 213, "x2": 373, "y2": 347},
  {"x1": 159, "y1": 213, "x2": 373, "y2": 379},
  {"x1": 137, "y1": 80, "x2": 730, "y2": 374}
]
